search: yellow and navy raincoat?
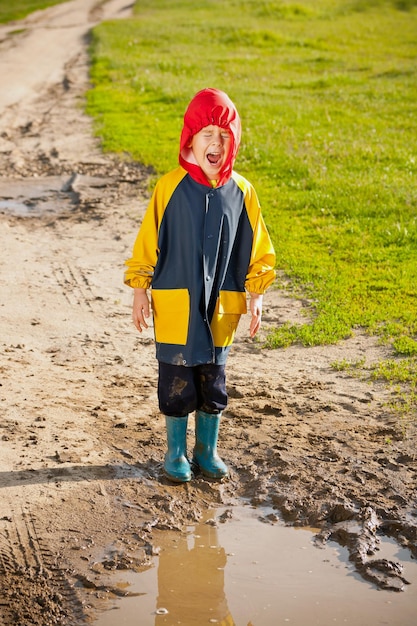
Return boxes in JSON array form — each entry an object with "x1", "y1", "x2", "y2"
[{"x1": 124, "y1": 89, "x2": 275, "y2": 366}]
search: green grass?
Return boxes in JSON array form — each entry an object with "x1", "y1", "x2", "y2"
[
  {"x1": 85, "y1": 0, "x2": 417, "y2": 419},
  {"x1": 0, "y1": 0, "x2": 69, "y2": 23}
]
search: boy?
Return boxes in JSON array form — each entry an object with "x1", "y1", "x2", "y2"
[{"x1": 124, "y1": 88, "x2": 275, "y2": 483}]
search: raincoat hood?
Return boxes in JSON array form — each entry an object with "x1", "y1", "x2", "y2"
[{"x1": 179, "y1": 88, "x2": 241, "y2": 187}]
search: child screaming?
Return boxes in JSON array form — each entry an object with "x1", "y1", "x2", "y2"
[{"x1": 125, "y1": 88, "x2": 276, "y2": 482}]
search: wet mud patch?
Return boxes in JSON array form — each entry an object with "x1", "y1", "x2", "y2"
[
  {"x1": 87, "y1": 378, "x2": 417, "y2": 598},
  {"x1": 221, "y1": 384, "x2": 417, "y2": 592},
  {"x1": 82, "y1": 506, "x2": 417, "y2": 626}
]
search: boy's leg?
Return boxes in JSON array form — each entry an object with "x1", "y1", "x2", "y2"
[
  {"x1": 194, "y1": 363, "x2": 227, "y2": 414},
  {"x1": 158, "y1": 362, "x2": 198, "y2": 416},
  {"x1": 193, "y1": 364, "x2": 228, "y2": 479},
  {"x1": 158, "y1": 363, "x2": 198, "y2": 482}
]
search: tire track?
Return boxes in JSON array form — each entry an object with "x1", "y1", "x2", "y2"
[
  {"x1": 0, "y1": 511, "x2": 85, "y2": 626},
  {"x1": 52, "y1": 261, "x2": 96, "y2": 311}
]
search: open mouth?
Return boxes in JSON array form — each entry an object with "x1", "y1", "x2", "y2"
[{"x1": 207, "y1": 152, "x2": 221, "y2": 166}]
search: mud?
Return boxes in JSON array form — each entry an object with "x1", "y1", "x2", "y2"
[{"x1": 0, "y1": 1, "x2": 416, "y2": 624}]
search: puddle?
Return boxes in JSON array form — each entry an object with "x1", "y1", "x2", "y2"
[
  {"x1": 0, "y1": 198, "x2": 61, "y2": 217},
  {"x1": 92, "y1": 506, "x2": 417, "y2": 626},
  {"x1": 0, "y1": 175, "x2": 80, "y2": 217},
  {"x1": 0, "y1": 199, "x2": 33, "y2": 215},
  {"x1": 0, "y1": 195, "x2": 75, "y2": 217}
]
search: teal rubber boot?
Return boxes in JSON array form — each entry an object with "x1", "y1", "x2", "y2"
[
  {"x1": 193, "y1": 410, "x2": 229, "y2": 479},
  {"x1": 164, "y1": 415, "x2": 192, "y2": 483}
]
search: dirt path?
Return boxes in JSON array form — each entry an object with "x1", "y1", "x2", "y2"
[{"x1": 0, "y1": 1, "x2": 416, "y2": 623}]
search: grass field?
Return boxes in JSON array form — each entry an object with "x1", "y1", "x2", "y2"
[{"x1": 0, "y1": 0, "x2": 68, "y2": 23}]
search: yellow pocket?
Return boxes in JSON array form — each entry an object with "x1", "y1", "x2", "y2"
[
  {"x1": 151, "y1": 288, "x2": 190, "y2": 345},
  {"x1": 211, "y1": 291, "x2": 247, "y2": 347},
  {"x1": 217, "y1": 290, "x2": 247, "y2": 315}
]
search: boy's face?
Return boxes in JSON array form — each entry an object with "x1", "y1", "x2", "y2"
[{"x1": 190, "y1": 125, "x2": 232, "y2": 182}]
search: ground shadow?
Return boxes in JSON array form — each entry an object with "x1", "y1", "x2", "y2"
[{"x1": 0, "y1": 462, "x2": 147, "y2": 488}]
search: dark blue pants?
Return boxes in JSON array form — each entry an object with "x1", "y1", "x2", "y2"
[{"x1": 158, "y1": 362, "x2": 227, "y2": 417}]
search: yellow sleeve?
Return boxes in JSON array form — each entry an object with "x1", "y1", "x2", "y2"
[
  {"x1": 245, "y1": 209, "x2": 276, "y2": 294},
  {"x1": 124, "y1": 189, "x2": 160, "y2": 289},
  {"x1": 233, "y1": 173, "x2": 276, "y2": 294},
  {"x1": 124, "y1": 168, "x2": 186, "y2": 289}
]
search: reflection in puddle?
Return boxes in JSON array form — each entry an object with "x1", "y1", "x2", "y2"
[
  {"x1": 155, "y1": 518, "x2": 231, "y2": 624},
  {"x1": 93, "y1": 507, "x2": 417, "y2": 626}
]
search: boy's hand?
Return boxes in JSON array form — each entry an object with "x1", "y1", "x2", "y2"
[
  {"x1": 249, "y1": 292, "x2": 263, "y2": 338},
  {"x1": 132, "y1": 288, "x2": 150, "y2": 332}
]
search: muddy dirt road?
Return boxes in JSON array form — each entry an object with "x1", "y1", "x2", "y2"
[{"x1": 0, "y1": 1, "x2": 416, "y2": 624}]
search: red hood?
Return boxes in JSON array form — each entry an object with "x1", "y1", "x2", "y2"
[{"x1": 179, "y1": 88, "x2": 241, "y2": 187}]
